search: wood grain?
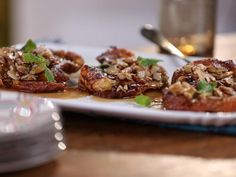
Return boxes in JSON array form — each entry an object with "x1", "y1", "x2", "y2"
[{"x1": 3, "y1": 113, "x2": 236, "y2": 177}]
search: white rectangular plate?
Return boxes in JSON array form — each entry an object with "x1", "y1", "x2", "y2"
[{"x1": 34, "y1": 44, "x2": 236, "y2": 126}]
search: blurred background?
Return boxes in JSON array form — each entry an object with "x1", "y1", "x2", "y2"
[{"x1": 0, "y1": 0, "x2": 236, "y2": 48}]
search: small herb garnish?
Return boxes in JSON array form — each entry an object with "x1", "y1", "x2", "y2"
[
  {"x1": 135, "y1": 94, "x2": 152, "y2": 107},
  {"x1": 21, "y1": 39, "x2": 37, "y2": 53},
  {"x1": 21, "y1": 39, "x2": 55, "y2": 82},
  {"x1": 23, "y1": 53, "x2": 47, "y2": 64},
  {"x1": 197, "y1": 80, "x2": 217, "y2": 93},
  {"x1": 44, "y1": 68, "x2": 55, "y2": 82},
  {"x1": 137, "y1": 56, "x2": 162, "y2": 67}
]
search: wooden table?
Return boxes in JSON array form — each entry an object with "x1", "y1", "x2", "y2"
[{"x1": 3, "y1": 33, "x2": 236, "y2": 177}]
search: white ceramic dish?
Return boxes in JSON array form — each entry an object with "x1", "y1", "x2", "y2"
[
  {"x1": 0, "y1": 91, "x2": 64, "y2": 173},
  {"x1": 21, "y1": 43, "x2": 236, "y2": 126}
]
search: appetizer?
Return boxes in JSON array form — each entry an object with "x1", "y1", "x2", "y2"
[
  {"x1": 0, "y1": 40, "x2": 84, "y2": 92},
  {"x1": 163, "y1": 59, "x2": 236, "y2": 112},
  {"x1": 79, "y1": 47, "x2": 168, "y2": 98}
]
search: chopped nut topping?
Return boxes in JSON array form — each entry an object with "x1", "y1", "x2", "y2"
[
  {"x1": 170, "y1": 59, "x2": 236, "y2": 100},
  {"x1": 193, "y1": 64, "x2": 215, "y2": 82},
  {"x1": 219, "y1": 86, "x2": 236, "y2": 96},
  {"x1": 153, "y1": 73, "x2": 162, "y2": 81},
  {"x1": 0, "y1": 43, "x2": 83, "y2": 91},
  {"x1": 92, "y1": 77, "x2": 116, "y2": 92},
  {"x1": 80, "y1": 47, "x2": 169, "y2": 98},
  {"x1": 169, "y1": 81, "x2": 197, "y2": 99},
  {"x1": 137, "y1": 71, "x2": 146, "y2": 78}
]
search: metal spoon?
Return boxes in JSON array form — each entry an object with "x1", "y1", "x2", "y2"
[{"x1": 141, "y1": 24, "x2": 190, "y2": 63}]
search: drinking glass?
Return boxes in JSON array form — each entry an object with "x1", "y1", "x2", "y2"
[{"x1": 158, "y1": 0, "x2": 217, "y2": 57}]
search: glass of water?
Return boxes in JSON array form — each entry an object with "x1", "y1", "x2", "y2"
[{"x1": 158, "y1": 0, "x2": 217, "y2": 57}]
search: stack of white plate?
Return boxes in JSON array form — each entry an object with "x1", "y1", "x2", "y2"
[{"x1": 0, "y1": 91, "x2": 65, "y2": 173}]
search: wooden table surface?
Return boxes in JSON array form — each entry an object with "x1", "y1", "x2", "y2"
[{"x1": 3, "y1": 33, "x2": 236, "y2": 177}]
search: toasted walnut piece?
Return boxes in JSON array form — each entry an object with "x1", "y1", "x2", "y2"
[
  {"x1": 150, "y1": 81, "x2": 164, "y2": 88},
  {"x1": 121, "y1": 67, "x2": 132, "y2": 73},
  {"x1": 137, "y1": 71, "x2": 146, "y2": 78},
  {"x1": 169, "y1": 81, "x2": 197, "y2": 99},
  {"x1": 117, "y1": 72, "x2": 132, "y2": 80},
  {"x1": 213, "y1": 88, "x2": 223, "y2": 97},
  {"x1": 150, "y1": 65, "x2": 161, "y2": 74},
  {"x1": 153, "y1": 73, "x2": 162, "y2": 81},
  {"x1": 132, "y1": 64, "x2": 142, "y2": 72},
  {"x1": 30, "y1": 64, "x2": 45, "y2": 74},
  {"x1": 34, "y1": 46, "x2": 54, "y2": 59},
  {"x1": 15, "y1": 63, "x2": 30, "y2": 75},
  {"x1": 116, "y1": 60, "x2": 129, "y2": 67},
  {"x1": 194, "y1": 68, "x2": 215, "y2": 82},
  {"x1": 146, "y1": 76, "x2": 153, "y2": 82},
  {"x1": 7, "y1": 66, "x2": 20, "y2": 80},
  {"x1": 183, "y1": 64, "x2": 192, "y2": 73},
  {"x1": 195, "y1": 64, "x2": 207, "y2": 71},
  {"x1": 21, "y1": 74, "x2": 37, "y2": 81},
  {"x1": 123, "y1": 84, "x2": 128, "y2": 91},
  {"x1": 123, "y1": 57, "x2": 136, "y2": 64},
  {"x1": 215, "y1": 71, "x2": 233, "y2": 79},
  {"x1": 116, "y1": 85, "x2": 123, "y2": 92},
  {"x1": 92, "y1": 77, "x2": 116, "y2": 92},
  {"x1": 207, "y1": 66, "x2": 228, "y2": 74},
  {"x1": 116, "y1": 85, "x2": 129, "y2": 92},
  {"x1": 221, "y1": 76, "x2": 234, "y2": 85},
  {"x1": 219, "y1": 86, "x2": 236, "y2": 96},
  {"x1": 105, "y1": 65, "x2": 120, "y2": 75}
]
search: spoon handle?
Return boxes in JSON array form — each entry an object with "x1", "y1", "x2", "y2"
[{"x1": 141, "y1": 24, "x2": 190, "y2": 63}]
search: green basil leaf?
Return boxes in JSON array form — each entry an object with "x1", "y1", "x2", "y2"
[
  {"x1": 135, "y1": 94, "x2": 152, "y2": 107},
  {"x1": 137, "y1": 56, "x2": 162, "y2": 67},
  {"x1": 23, "y1": 53, "x2": 49, "y2": 66},
  {"x1": 44, "y1": 68, "x2": 55, "y2": 82},
  {"x1": 22, "y1": 53, "x2": 44, "y2": 63},
  {"x1": 44, "y1": 59, "x2": 50, "y2": 66},
  {"x1": 21, "y1": 39, "x2": 36, "y2": 53},
  {"x1": 197, "y1": 80, "x2": 216, "y2": 93}
]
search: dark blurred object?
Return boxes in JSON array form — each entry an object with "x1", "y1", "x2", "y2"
[
  {"x1": 158, "y1": 0, "x2": 216, "y2": 57},
  {"x1": 0, "y1": 0, "x2": 9, "y2": 47}
]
